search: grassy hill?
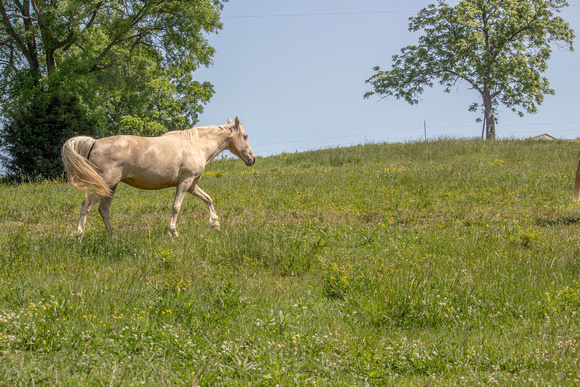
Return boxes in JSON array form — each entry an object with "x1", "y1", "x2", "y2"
[{"x1": 1, "y1": 139, "x2": 580, "y2": 385}]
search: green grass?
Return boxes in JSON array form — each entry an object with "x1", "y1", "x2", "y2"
[{"x1": 1, "y1": 139, "x2": 580, "y2": 385}]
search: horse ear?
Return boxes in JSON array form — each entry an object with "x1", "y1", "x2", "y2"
[
  {"x1": 227, "y1": 118, "x2": 233, "y2": 124},
  {"x1": 235, "y1": 117, "x2": 240, "y2": 127}
]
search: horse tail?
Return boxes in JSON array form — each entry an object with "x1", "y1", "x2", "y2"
[
  {"x1": 574, "y1": 150, "x2": 580, "y2": 203},
  {"x1": 61, "y1": 136, "x2": 111, "y2": 197}
]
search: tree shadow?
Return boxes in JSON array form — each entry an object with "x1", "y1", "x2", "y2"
[{"x1": 535, "y1": 216, "x2": 580, "y2": 227}]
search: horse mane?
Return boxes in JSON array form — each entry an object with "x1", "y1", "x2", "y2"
[
  {"x1": 162, "y1": 127, "x2": 199, "y2": 146},
  {"x1": 163, "y1": 122, "x2": 236, "y2": 142}
]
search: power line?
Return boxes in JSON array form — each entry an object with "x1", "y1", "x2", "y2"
[
  {"x1": 224, "y1": 5, "x2": 580, "y2": 19},
  {"x1": 255, "y1": 125, "x2": 580, "y2": 155},
  {"x1": 253, "y1": 121, "x2": 580, "y2": 148},
  {"x1": 223, "y1": 10, "x2": 420, "y2": 19},
  {"x1": 258, "y1": 128, "x2": 580, "y2": 155},
  {"x1": 252, "y1": 126, "x2": 421, "y2": 147}
]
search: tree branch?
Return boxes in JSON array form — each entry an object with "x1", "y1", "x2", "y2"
[
  {"x1": 12, "y1": 12, "x2": 36, "y2": 21},
  {"x1": 62, "y1": 3, "x2": 104, "y2": 53},
  {"x1": 30, "y1": 0, "x2": 54, "y2": 42},
  {"x1": 499, "y1": 16, "x2": 539, "y2": 54},
  {"x1": 0, "y1": 0, "x2": 39, "y2": 75},
  {"x1": 89, "y1": 2, "x2": 154, "y2": 72},
  {"x1": 20, "y1": 0, "x2": 41, "y2": 75},
  {"x1": 0, "y1": 1, "x2": 26, "y2": 53},
  {"x1": 84, "y1": 1, "x2": 103, "y2": 31}
]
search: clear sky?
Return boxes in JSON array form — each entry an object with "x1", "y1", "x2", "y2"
[{"x1": 194, "y1": 0, "x2": 580, "y2": 157}]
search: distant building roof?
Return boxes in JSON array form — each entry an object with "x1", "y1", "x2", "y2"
[{"x1": 527, "y1": 132, "x2": 559, "y2": 140}]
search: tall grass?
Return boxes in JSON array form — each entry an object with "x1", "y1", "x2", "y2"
[{"x1": 1, "y1": 139, "x2": 580, "y2": 385}]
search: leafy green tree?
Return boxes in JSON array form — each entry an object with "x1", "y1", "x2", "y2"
[
  {"x1": 0, "y1": 0, "x2": 225, "y2": 175},
  {"x1": 1, "y1": 91, "x2": 97, "y2": 177},
  {"x1": 364, "y1": 0, "x2": 575, "y2": 139}
]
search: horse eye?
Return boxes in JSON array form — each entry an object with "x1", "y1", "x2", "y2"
[{"x1": 243, "y1": 134, "x2": 248, "y2": 140}]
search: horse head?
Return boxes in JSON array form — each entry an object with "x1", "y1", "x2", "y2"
[{"x1": 227, "y1": 117, "x2": 256, "y2": 166}]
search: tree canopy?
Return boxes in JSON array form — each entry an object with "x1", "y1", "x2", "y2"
[{"x1": 364, "y1": 0, "x2": 575, "y2": 139}]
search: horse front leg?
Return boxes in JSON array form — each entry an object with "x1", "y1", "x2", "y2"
[
  {"x1": 168, "y1": 182, "x2": 191, "y2": 237},
  {"x1": 189, "y1": 185, "x2": 220, "y2": 231},
  {"x1": 77, "y1": 192, "x2": 102, "y2": 235}
]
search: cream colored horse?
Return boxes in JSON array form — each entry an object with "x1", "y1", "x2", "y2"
[{"x1": 61, "y1": 117, "x2": 256, "y2": 236}]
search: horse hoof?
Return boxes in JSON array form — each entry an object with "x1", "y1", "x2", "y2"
[{"x1": 211, "y1": 223, "x2": 221, "y2": 231}]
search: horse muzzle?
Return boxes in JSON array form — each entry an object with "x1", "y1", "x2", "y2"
[{"x1": 245, "y1": 156, "x2": 256, "y2": 166}]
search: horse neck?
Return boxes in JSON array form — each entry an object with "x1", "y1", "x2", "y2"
[{"x1": 196, "y1": 125, "x2": 233, "y2": 164}]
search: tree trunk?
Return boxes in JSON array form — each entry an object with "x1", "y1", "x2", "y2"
[{"x1": 483, "y1": 87, "x2": 495, "y2": 140}]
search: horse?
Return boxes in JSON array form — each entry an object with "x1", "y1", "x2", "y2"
[
  {"x1": 61, "y1": 117, "x2": 256, "y2": 236},
  {"x1": 575, "y1": 150, "x2": 580, "y2": 203}
]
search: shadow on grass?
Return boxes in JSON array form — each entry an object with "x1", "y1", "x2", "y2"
[{"x1": 535, "y1": 216, "x2": 580, "y2": 227}]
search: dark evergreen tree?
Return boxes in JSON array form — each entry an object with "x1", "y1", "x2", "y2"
[{"x1": 1, "y1": 90, "x2": 96, "y2": 178}]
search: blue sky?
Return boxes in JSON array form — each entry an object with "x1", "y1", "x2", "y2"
[{"x1": 195, "y1": 0, "x2": 580, "y2": 157}]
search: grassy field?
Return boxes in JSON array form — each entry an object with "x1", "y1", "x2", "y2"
[{"x1": 1, "y1": 138, "x2": 580, "y2": 385}]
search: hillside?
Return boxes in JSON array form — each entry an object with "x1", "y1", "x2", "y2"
[{"x1": 1, "y1": 139, "x2": 580, "y2": 385}]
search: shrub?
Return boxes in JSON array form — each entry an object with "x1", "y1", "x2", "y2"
[{"x1": 0, "y1": 89, "x2": 96, "y2": 178}]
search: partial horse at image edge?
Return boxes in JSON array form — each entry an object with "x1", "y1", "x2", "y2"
[
  {"x1": 61, "y1": 117, "x2": 255, "y2": 236},
  {"x1": 575, "y1": 150, "x2": 580, "y2": 203}
]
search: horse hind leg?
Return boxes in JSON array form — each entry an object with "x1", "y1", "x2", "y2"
[
  {"x1": 190, "y1": 185, "x2": 220, "y2": 231},
  {"x1": 98, "y1": 185, "x2": 117, "y2": 233},
  {"x1": 168, "y1": 182, "x2": 192, "y2": 237},
  {"x1": 76, "y1": 192, "x2": 102, "y2": 235}
]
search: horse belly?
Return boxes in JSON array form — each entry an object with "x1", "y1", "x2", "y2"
[{"x1": 121, "y1": 165, "x2": 180, "y2": 190}]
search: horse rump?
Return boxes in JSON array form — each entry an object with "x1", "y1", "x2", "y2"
[{"x1": 61, "y1": 136, "x2": 111, "y2": 197}]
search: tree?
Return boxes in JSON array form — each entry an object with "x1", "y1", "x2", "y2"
[
  {"x1": 364, "y1": 0, "x2": 575, "y2": 139},
  {"x1": 0, "y1": 0, "x2": 225, "y2": 175},
  {"x1": 0, "y1": 91, "x2": 97, "y2": 177}
]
